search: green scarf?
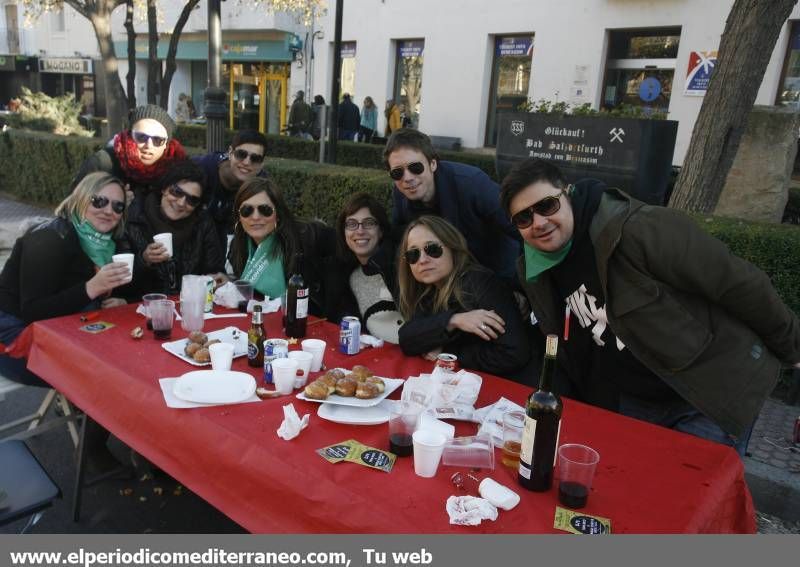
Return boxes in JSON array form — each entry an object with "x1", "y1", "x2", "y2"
[
  {"x1": 241, "y1": 234, "x2": 286, "y2": 299},
  {"x1": 72, "y1": 215, "x2": 116, "y2": 268},
  {"x1": 524, "y1": 239, "x2": 572, "y2": 282}
]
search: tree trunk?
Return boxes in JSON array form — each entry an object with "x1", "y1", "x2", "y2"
[
  {"x1": 161, "y1": 0, "x2": 200, "y2": 110},
  {"x1": 146, "y1": 0, "x2": 159, "y2": 106},
  {"x1": 124, "y1": 0, "x2": 137, "y2": 110},
  {"x1": 670, "y1": 0, "x2": 797, "y2": 213},
  {"x1": 86, "y1": 6, "x2": 127, "y2": 134}
]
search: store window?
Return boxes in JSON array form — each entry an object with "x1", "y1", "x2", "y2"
[
  {"x1": 393, "y1": 39, "x2": 424, "y2": 128},
  {"x1": 602, "y1": 27, "x2": 681, "y2": 115},
  {"x1": 485, "y1": 34, "x2": 534, "y2": 146},
  {"x1": 340, "y1": 42, "x2": 356, "y2": 99},
  {"x1": 777, "y1": 21, "x2": 800, "y2": 109}
]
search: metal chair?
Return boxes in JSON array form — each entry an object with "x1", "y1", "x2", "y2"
[
  {"x1": 0, "y1": 440, "x2": 61, "y2": 533},
  {"x1": 0, "y1": 374, "x2": 80, "y2": 447}
]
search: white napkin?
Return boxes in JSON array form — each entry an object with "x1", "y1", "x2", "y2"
[
  {"x1": 473, "y1": 397, "x2": 526, "y2": 448},
  {"x1": 158, "y1": 378, "x2": 260, "y2": 408},
  {"x1": 478, "y1": 478, "x2": 521, "y2": 511},
  {"x1": 359, "y1": 334, "x2": 384, "y2": 349},
  {"x1": 213, "y1": 282, "x2": 243, "y2": 309},
  {"x1": 277, "y1": 403, "x2": 310, "y2": 441},
  {"x1": 445, "y1": 496, "x2": 498, "y2": 526}
]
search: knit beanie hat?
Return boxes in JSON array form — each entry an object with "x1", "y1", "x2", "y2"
[{"x1": 128, "y1": 104, "x2": 175, "y2": 138}]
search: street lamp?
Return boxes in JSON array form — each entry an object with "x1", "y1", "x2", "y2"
[{"x1": 205, "y1": 0, "x2": 227, "y2": 152}]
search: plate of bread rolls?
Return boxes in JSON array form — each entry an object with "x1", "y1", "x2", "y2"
[
  {"x1": 161, "y1": 327, "x2": 247, "y2": 366},
  {"x1": 296, "y1": 365, "x2": 403, "y2": 408}
]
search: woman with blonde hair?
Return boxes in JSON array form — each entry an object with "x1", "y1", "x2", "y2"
[
  {"x1": 397, "y1": 215, "x2": 532, "y2": 380},
  {"x1": 0, "y1": 171, "x2": 132, "y2": 472}
]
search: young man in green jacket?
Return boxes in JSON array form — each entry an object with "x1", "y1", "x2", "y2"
[{"x1": 500, "y1": 158, "x2": 800, "y2": 456}]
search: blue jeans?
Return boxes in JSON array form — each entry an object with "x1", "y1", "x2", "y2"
[{"x1": 618, "y1": 393, "x2": 753, "y2": 457}]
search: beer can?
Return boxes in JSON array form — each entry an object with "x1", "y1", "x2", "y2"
[
  {"x1": 200, "y1": 275, "x2": 214, "y2": 313},
  {"x1": 435, "y1": 353, "x2": 458, "y2": 373},
  {"x1": 263, "y1": 338, "x2": 289, "y2": 384},
  {"x1": 339, "y1": 316, "x2": 361, "y2": 355}
]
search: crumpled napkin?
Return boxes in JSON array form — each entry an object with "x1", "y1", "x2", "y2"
[
  {"x1": 359, "y1": 334, "x2": 384, "y2": 349},
  {"x1": 276, "y1": 403, "x2": 310, "y2": 441},
  {"x1": 212, "y1": 283, "x2": 282, "y2": 313},
  {"x1": 446, "y1": 496, "x2": 498, "y2": 526}
]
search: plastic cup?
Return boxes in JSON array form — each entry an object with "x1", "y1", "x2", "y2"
[
  {"x1": 412, "y1": 429, "x2": 447, "y2": 478},
  {"x1": 501, "y1": 411, "x2": 525, "y2": 469},
  {"x1": 388, "y1": 401, "x2": 423, "y2": 458},
  {"x1": 301, "y1": 339, "x2": 326, "y2": 372},
  {"x1": 288, "y1": 350, "x2": 313, "y2": 388},
  {"x1": 234, "y1": 280, "x2": 253, "y2": 313},
  {"x1": 150, "y1": 299, "x2": 175, "y2": 340},
  {"x1": 142, "y1": 293, "x2": 167, "y2": 330},
  {"x1": 180, "y1": 298, "x2": 205, "y2": 333},
  {"x1": 112, "y1": 253, "x2": 134, "y2": 283},
  {"x1": 272, "y1": 358, "x2": 299, "y2": 395},
  {"x1": 557, "y1": 444, "x2": 600, "y2": 509},
  {"x1": 209, "y1": 342, "x2": 234, "y2": 371},
  {"x1": 153, "y1": 233, "x2": 173, "y2": 258},
  {"x1": 441, "y1": 433, "x2": 495, "y2": 470}
]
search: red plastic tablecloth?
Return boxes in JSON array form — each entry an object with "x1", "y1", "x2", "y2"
[{"x1": 27, "y1": 304, "x2": 756, "y2": 533}]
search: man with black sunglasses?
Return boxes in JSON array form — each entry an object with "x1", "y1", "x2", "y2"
[
  {"x1": 499, "y1": 158, "x2": 800, "y2": 457},
  {"x1": 193, "y1": 129, "x2": 269, "y2": 253},
  {"x1": 384, "y1": 129, "x2": 521, "y2": 284}
]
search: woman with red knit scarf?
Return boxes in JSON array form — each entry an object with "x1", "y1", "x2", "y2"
[{"x1": 70, "y1": 104, "x2": 187, "y2": 203}]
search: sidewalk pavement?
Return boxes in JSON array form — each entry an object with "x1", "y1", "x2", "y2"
[{"x1": 1, "y1": 192, "x2": 799, "y2": 531}]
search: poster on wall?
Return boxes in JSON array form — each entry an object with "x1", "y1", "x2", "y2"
[{"x1": 685, "y1": 50, "x2": 717, "y2": 96}]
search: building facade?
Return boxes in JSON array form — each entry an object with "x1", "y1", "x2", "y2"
[{"x1": 2, "y1": 0, "x2": 800, "y2": 165}]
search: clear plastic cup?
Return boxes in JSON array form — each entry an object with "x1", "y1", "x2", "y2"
[
  {"x1": 441, "y1": 433, "x2": 495, "y2": 470},
  {"x1": 557, "y1": 444, "x2": 600, "y2": 509}
]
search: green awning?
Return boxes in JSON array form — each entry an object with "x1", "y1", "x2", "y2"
[{"x1": 113, "y1": 36, "x2": 294, "y2": 62}]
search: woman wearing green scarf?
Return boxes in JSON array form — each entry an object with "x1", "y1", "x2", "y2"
[
  {"x1": 229, "y1": 178, "x2": 335, "y2": 315},
  {"x1": 0, "y1": 171, "x2": 132, "y2": 473}
]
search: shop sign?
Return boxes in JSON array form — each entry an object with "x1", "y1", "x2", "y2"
[
  {"x1": 398, "y1": 40, "x2": 424, "y2": 58},
  {"x1": 496, "y1": 36, "x2": 534, "y2": 57},
  {"x1": 341, "y1": 42, "x2": 356, "y2": 58},
  {"x1": 684, "y1": 50, "x2": 717, "y2": 96},
  {"x1": 39, "y1": 57, "x2": 93, "y2": 74}
]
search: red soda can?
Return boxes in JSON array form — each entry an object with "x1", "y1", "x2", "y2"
[
  {"x1": 435, "y1": 353, "x2": 458, "y2": 373},
  {"x1": 793, "y1": 416, "x2": 800, "y2": 445}
]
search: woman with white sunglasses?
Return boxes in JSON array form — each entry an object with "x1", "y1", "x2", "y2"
[
  {"x1": 70, "y1": 104, "x2": 187, "y2": 203},
  {"x1": 397, "y1": 215, "x2": 534, "y2": 381}
]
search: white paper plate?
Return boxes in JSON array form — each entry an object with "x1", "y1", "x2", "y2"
[
  {"x1": 296, "y1": 376, "x2": 404, "y2": 408},
  {"x1": 173, "y1": 370, "x2": 256, "y2": 404},
  {"x1": 317, "y1": 399, "x2": 396, "y2": 425},
  {"x1": 161, "y1": 326, "x2": 247, "y2": 366}
]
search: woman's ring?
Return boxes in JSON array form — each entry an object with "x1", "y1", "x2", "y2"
[{"x1": 480, "y1": 323, "x2": 488, "y2": 331}]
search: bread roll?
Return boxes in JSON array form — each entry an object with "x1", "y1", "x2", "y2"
[
  {"x1": 335, "y1": 377, "x2": 357, "y2": 397},
  {"x1": 185, "y1": 342, "x2": 202, "y2": 357},
  {"x1": 193, "y1": 347, "x2": 210, "y2": 363},
  {"x1": 304, "y1": 381, "x2": 329, "y2": 400},
  {"x1": 350, "y1": 365, "x2": 374, "y2": 381},
  {"x1": 355, "y1": 382, "x2": 379, "y2": 399},
  {"x1": 318, "y1": 373, "x2": 338, "y2": 394},
  {"x1": 365, "y1": 375, "x2": 385, "y2": 393},
  {"x1": 188, "y1": 331, "x2": 207, "y2": 344}
]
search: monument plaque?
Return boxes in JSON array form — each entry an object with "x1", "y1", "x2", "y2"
[{"x1": 496, "y1": 112, "x2": 678, "y2": 205}]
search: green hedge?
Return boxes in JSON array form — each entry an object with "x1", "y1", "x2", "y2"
[
  {"x1": 2, "y1": 128, "x2": 798, "y2": 318},
  {"x1": 172, "y1": 124, "x2": 499, "y2": 180}
]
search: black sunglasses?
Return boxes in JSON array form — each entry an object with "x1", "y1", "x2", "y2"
[
  {"x1": 389, "y1": 161, "x2": 425, "y2": 181},
  {"x1": 344, "y1": 218, "x2": 378, "y2": 231},
  {"x1": 510, "y1": 190, "x2": 568, "y2": 229},
  {"x1": 239, "y1": 203, "x2": 275, "y2": 218},
  {"x1": 232, "y1": 148, "x2": 265, "y2": 164},
  {"x1": 167, "y1": 184, "x2": 202, "y2": 208},
  {"x1": 404, "y1": 242, "x2": 444, "y2": 265},
  {"x1": 131, "y1": 130, "x2": 167, "y2": 147},
  {"x1": 90, "y1": 195, "x2": 125, "y2": 214}
]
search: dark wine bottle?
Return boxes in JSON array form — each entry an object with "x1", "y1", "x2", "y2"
[
  {"x1": 518, "y1": 334, "x2": 563, "y2": 491},
  {"x1": 284, "y1": 252, "x2": 309, "y2": 338},
  {"x1": 247, "y1": 305, "x2": 265, "y2": 368}
]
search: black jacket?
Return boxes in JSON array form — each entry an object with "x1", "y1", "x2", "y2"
[
  {"x1": 231, "y1": 220, "x2": 336, "y2": 316},
  {"x1": 0, "y1": 217, "x2": 102, "y2": 323},
  {"x1": 121, "y1": 193, "x2": 226, "y2": 296},
  {"x1": 322, "y1": 237, "x2": 399, "y2": 324},
  {"x1": 398, "y1": 267, "x2": 536, "y2": 383}
]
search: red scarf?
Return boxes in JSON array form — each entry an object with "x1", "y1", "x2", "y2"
[{"x1": 113, "y1": 130, "x2": 187, "y2": 185}]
